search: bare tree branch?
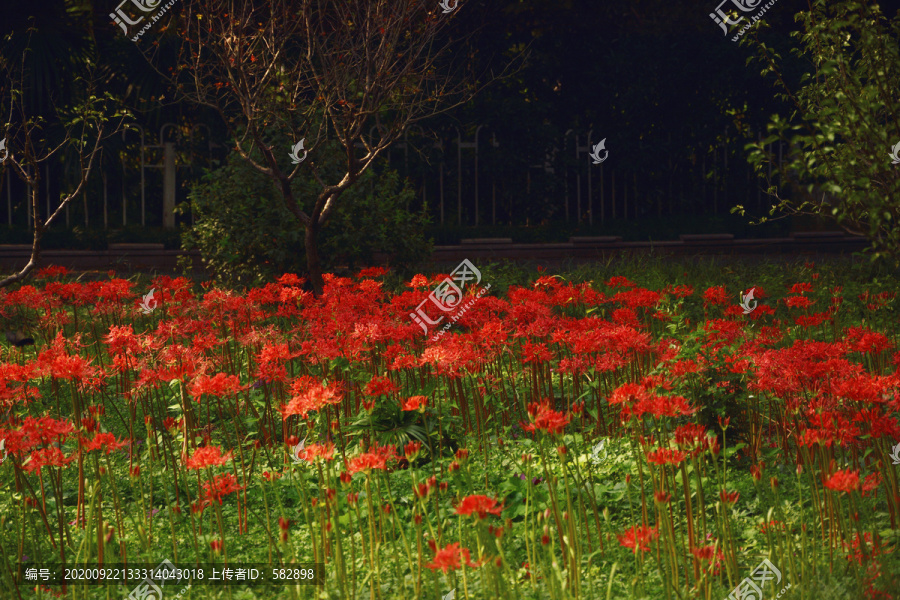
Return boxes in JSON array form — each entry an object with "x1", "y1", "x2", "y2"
[{"x1": 141, "y1": 0, "x2": 524, "y2": 293}]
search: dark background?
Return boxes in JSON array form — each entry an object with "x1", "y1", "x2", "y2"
[{"x1": 1, "y1": 0, "x2": 898, "y2": 247}]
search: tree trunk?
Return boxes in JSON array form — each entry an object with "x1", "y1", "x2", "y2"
[{"x1": 305, "y1": 220, "x2": 324, "y2": 296}]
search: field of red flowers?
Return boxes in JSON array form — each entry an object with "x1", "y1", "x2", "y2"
[{"x1": 1, "y1": 258, "x2": 899, "y2": 599}]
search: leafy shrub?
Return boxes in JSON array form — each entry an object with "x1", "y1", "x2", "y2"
[
  {"x1": 181, "y1": 140, "x2": 432, "y2": 287},
  {"x1": 740, "y1": 0, "x2": 900, "y2": 263}
]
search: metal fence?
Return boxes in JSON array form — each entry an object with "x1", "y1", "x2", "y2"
[{"x1": 0, "y1": 123, "x2": 786, "y2": 231}]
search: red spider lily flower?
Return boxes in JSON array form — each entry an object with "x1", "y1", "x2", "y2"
[
  {"x1": 19, "y1": 416, "x2": 76, "y2": 447},
  {"x1": 748, "y1": 304, "x2": 776, "y2": 319},
  {"x1": 790, "y1": 282, "x2": 813, "y2": 294},
  {"x1": 364, "y1": 375, "x2": 399, "y2": 397},
  {"x1": 784, "y1": 295, "x2": 813, "y2": 309},
  {"x1": 41, "y1": 351, "x2": 95, "y2": 381},
  {"x1": 719, "y1": 489, "x2": 740, "y2": 504},
  {"x1": 724, "y1": 305, "x2": 746, "y2": 318},
  {"x1": 691, "y1": 544, "x2": 725, "y2": 574},
  {"x1": 843, "y1": 532, "x2": 880, "y2": 565},
  {"x1": 35, "y1": 265, "x2": 70, "y2": 279},
  {"x1": 210, "y1": 539, "x2": 223, "y2": 553},
  {"x1": 455, "y1": 448, "x2": 469, "y2": 461},
  {"x1": 189, "y1": 373, "x2": 243, "y2": 401},
  {"x1": 401, "y1": 395, "x2": 428, "y2": 411},
  {"x1": 184, "y1": 445, "x2": 232, "y2": 470},
  {"x1": 103, "y1": 325, "x2": 144, "y2": 356},
  {"x1": 845, "y1": 326, "x2": 894, "y2": 354},
  {"x1": 197, "y1": 472, "x2": 244, "y2": 509},
  {"x1": 825, "y1": 469, "x2": 860, "y2": 494},
  {"x1": 83, "y1": 432, "x2": 128, "y2": 454},
  {"x1": 703, "y1": 286, "x2": 728, "y2": 306},
  {"x1": 606, "y1": 276, "x2": 637, "y2": 288},
  {"x1": 455, "y1": 495, "x2": 504, "y2": 519},
  {"x1": 414, "y1": 482, "x2": 430, "y2": 498},
  {"x1": 750, "y1": 462, "x2": 763, "y2": 481},
  {"x1": 617, "y1": 525, "x2": 659, "y2": 553},
  {"x1": 610, "y1": 287, "x2": 662, "y2": 309},
  {"x1": 282, "y1": 376, "x2": 343, "y2": 419},
  {"x1": 521, "y1": 401, "x2": 570, "y2": 435},
  {"x1": 609, "y1": 382, "x2": 650, "y2": 406},
  {"x1": 407, "y1": 274, "x2": 430, "y2": 288},
  {"x1": 521, "y1": 341, "x2": 552, "y2": 364},
  {"x1": 861, "y1": 472, "x2": 882, "y2": 496},
  {"x1": 654, "y1": 491, "x2": 672, "y2": 504},
  {"x1": 691, "y1": 544, "x2": 721, "y2": 561},
  {"x1": 629, "y1": 393, "x2": 696, "y2": 419},
  {"x1": 347, "y1": 444, "x2": 398, "y2": 474},
  {"x1": 276, "y1": 273, "x2": 305, "y2": 286},
  {"x1": 296, "y1": 442, "x2": 335, "y2": 464},
  {"x1": 424, "y1": 542, "x2": 482, "y2": 572},
  {"x1": 23, "y1": 447, "x2": 75, "y2": 474},
  {"x1": 646, "y1": 448, "x2": 687, "y2": 465},
  {"x1": 673, "y1": 423, "x2": 708, "y2": 447},
  {"x1": 254, "y1": 343, "x2": 301, "y2": 383},
  {"x1": 404, "y1": 441, "x2": 422, "y2": 460},
  {"x1": 611, "y1": 307, "x2": 640, "y2": 327}
]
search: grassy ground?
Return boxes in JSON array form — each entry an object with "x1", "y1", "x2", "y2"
[{"x1": 1, "y1": 255, "x2": 899, "y2": 599}]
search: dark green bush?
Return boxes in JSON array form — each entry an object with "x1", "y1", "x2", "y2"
[{"x1": 180, "y1": 141, "x2": 432, "y2": 288}]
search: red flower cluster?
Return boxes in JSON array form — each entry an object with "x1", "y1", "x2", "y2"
[
  {"x1": 184, "y1": 445, "x2": 232, "y2": 470},
  {"x1": 521, "y1": 401, "x2": 570, "y2": 434},
  {"x1": 194, "y1": 472, "x2": 244, "y2": 513},
  {"x1": 454, "y1": 494, "x2": 504, "y2": 520},
  {"x1": 424, "y1": 542, "x2": 485, "y2": 572},
  {"x1": 282, "y1": 376, "x2": 343, "y2": 419},
  {"x1": 347, "y1": 444, "x2": 398, "y2": 475},
  {"x1": 824, "y1": 469, "x2": 860, "y2": 494},
  {"x1": 617, "y1": 525, "x2": 659, "y2": 553}
]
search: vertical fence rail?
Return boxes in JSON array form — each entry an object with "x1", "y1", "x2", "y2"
[{"x1": 0, "y1": 123, "x2": 791, "y2": 235}]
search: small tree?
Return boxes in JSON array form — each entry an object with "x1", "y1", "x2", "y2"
[
  {"x1": 734, "y1": 0, "x2": 900, "y2": 263},
  {"x1": 0, "y1": 31, "x2": 129, "y2": 287},
  {"x1": 146, "y1": 0, "x2": 517, "y2": 294}
]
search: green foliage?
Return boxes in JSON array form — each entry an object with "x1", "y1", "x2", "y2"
[
  {"x1": 738, "y1": 0, "x2": 900, "y2": 264},
  {"x1": 180, "y1": 140, "x2": 432, "y2": 288}
]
